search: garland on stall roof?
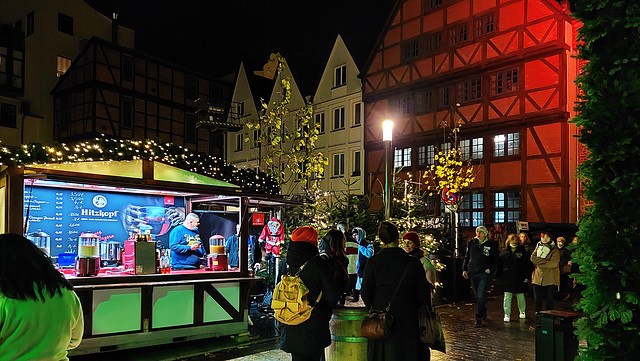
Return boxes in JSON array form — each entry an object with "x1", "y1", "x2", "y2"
[{"x1": 0, "y1": 138, "x2": 280, "y2": 195}]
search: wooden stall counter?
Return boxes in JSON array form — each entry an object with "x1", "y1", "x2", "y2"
[{"x1": 67, "y1": 270, "x2": 261, "y2": 356}]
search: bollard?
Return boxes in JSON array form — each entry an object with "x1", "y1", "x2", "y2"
[{"x1": 326, "y1": 307, "x2": 368, "y2": 361}]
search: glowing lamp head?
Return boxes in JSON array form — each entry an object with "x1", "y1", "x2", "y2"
[{"x1": 382, "y1": 120, "x2": 394, "y2": 141}]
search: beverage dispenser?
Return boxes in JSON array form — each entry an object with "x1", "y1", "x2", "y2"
[
  {"x1": 207, "y1": 235, "x2": 227, "y2": 271},
  {"x1": 100, "y1": 240, "x2": 122, "y2": 266},
  {"x1": 76, "y1": 232, "x2": 100, "y2": 276},
  {"x1": 27, "y1": 230, "x2": 50, "y2": 257}
]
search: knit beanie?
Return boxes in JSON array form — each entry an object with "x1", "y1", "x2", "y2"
[
  {"x1": 403, "y1": 231, "x2": 421, "y2": 249},
  {"x1": 291, "y1": 226, "x2": 318, "y2": 246}
]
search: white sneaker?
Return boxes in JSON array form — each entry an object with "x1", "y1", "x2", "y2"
[
  {"x1": 504, "y1": 315, "x2": 510, "y2": 322},
  {"x1": 519, "y1": 312, "x2": 526, "y2": 319}
]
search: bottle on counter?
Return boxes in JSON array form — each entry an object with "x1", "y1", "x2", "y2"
[{"x1": 160, "y1": 249, "x2": 171, "y2": 274}]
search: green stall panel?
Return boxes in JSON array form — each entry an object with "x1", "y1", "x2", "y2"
[
  {"x1": 92, "y1": 288, "x2": 142, "y2": 335},
  {"x1": 203, "y1": 282, "x2": 240, "y2": 323},
  {"x1": 152, "y1": 285, "x2": 194, "y2": 329}
]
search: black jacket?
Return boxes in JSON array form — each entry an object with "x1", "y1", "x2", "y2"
[
  {"x1": 497, "y1": 245, "x2": 533, "y2": 293},
  {"x1": 462, "y1": 238, "x2": 500, "y2": 275},
  {"x1": 280, "y1": 241, "x2": 339, "y2": 357},
  {"x1": 361, "y1": 247, "x2": 430, "y2": 361}
]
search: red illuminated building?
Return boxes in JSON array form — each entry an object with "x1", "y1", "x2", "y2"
[{"x1": 362, "y1": 0, "x2": 584, "y2": 228}]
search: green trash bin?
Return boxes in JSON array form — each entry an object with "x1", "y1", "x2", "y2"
[
  {"x1": 326, "y1": 307, "x2": 368, "y2": 361},
  {"x1": 535, "y1": 310, "x2": 579, "y2": 361}
]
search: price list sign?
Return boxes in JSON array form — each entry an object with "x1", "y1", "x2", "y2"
[{"x1": 24, "y1": 185, "x2": 185, "y2": 256}]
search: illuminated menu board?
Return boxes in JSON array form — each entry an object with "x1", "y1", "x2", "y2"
[{"x1": 24, "y1": 186, "x2": 185, "y2": 256}]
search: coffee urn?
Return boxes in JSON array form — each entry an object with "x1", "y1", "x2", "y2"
[
  {"x1": 27, "y1": 230, "x2": 50, "y2": 257},
  {"x1": 76, "y1": 232, "x2": 100, "y2": 276},
  {"x1": 207, "y1": 235, "x2": 228, "y2": 271},
  {"x1": 100, "y1": 240, "x2": 122, "y2": 266}
]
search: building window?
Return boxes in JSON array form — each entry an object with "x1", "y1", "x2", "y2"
[
  {"x1": 427, "y1": 144, "x2": 435, "y2": 165},
  {"x1": 354, "y1": 102, "x2": 362, "y2": 126},
  {"x1": 185, "y1": 114, "x2": 197, "y2": 142},
  {"x1": 26, "y1": 12, "x2": 34, "y2": 36},
  {"x1": 415, "y1": 90, "x2": 432, "y2": 114},
  {"x1": 459, "y1": 192, "x2": 484, "y2": 227},
  {"x1": 449, "y1": 23, "x2": 468, "y2": 46},
  {"x1": 494, "y1": 132, "x2": 520, "y2": 157},
  {"x1": 14, "y1": 19, "x2": 22, "y2": 32},
  {"x1": 402, "y1": 39, "x2": 420, "y2": 61},
  {"x1": 441, "y1": 142, "x2": 452, "y2": 154},
  {"x1": 424, "y1": 32, "x2": 442, "y2": 54},
  {"x1": 493, "y1": 191, "x2": 520, "y2": 223},
  {"x1": 121, "y1": 55, "x2": 133, "y2": 81},
  {"x1": 491, "y1": 68, "x2": 519, "y2": 95},
  {"x1": 56, "y1": 56, "x2": 72, "y2": 78},
  {"x1": 253, "y1": 128, "x2": 261, "y2": 147},
  {"x1": 12, "y1": 50, "x2": 23, "y2": 89},
  {"x1": 236, "y1": 102, "x2": 245, "y2": 118},
  {"x1": 186, "y1": 75, "x2": 198, "y2": 100},
  {"x1": 0, "y1": 102, "x2": 17, "y2": 128},
  {"x1": 333, "y1": 153, "x2": 345, "y2": 177},
  {"x1": 423, "y1": 0, "x2": 443, "y2": 12},
  {"x1": 394, "y1": 147, "x2": 412, "y2": 168},
  {"x1": 121, "y1": 98, "x2": 133, "y2": 129},
  {"x1": 438, "y1": 86, "x2": 450, "y2": 108},
  {"x1": 315, "y1": 112, "x2": 325, "y2": 133},
  {"x1": 475, "y1": 13, "x2": 495, "y2": 37},
  {"x1": 397, "y1": 95, "x2": 412, "y2": 115},
  {"x1": 333, "y1": 107, "x2": 345, "y2": 130},
  {"x1": 235, "y1": 133, "x2": 243, "y2": 151},
  {"x1": 460, "y1": 137, "x2": 484, "y2": 160},
  {"x1": 58, "y1": 13, "x2": 74, "y2": 35},
  {"x1": 456, "y1": 77, "x2": 482, "y2": 103},
  {"x1": 334, "y1": 65, "x2": 346, "y2": 87},
  {"x1": 353, "y1": 151, "x2": 361, "y2": 176},
  {"x1": 0, "y1": 47, "x2": 7, "y2": 85}
]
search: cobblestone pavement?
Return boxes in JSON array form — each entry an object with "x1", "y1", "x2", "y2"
[
  {"x1": 182, "y1": 294, "x2": 578, "y2": 361},
  {"x1": 72, "y1": 293, "x2": 577, "y2": 361}
]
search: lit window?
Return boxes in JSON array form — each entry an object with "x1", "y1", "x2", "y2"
[
  {"x1": 459, "y1": 193, "x2": 484, "y2": 227},
  {"x1": 461, "y1": 137, "x2": 484, "y2": 160},
  {"x1": 493, "y1": 191, "x2": 520, "y2": 223},
  {"x1": 494, "y1": 132, "x2": 520, "y2": 157},
  {"x1": 56, "y1": 56, "x2": 72, "y2": 78},
  {"x1": 394, "y1": 147, "x2": 412, "y2": 168}
]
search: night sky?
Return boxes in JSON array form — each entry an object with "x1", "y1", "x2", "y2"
[{"x1": 83, "y1": 0, "x2": 396, "y2": 90}]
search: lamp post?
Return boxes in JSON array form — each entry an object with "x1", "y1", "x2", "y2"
[{"x1": 382, "y1": 120, "x2": 394, "y2": 220}]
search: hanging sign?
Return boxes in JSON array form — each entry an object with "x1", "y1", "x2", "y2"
[{"x1": 441, "y1": 187, "x2": 458, "y2": 205}]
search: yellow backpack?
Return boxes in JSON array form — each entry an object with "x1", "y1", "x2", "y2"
[{"x1": 271, "y1": 261, "x2": 322, "y2": 325}]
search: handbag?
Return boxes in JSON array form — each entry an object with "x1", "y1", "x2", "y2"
[
  {"x1": 360, "y1": 263, "x2": 411, "y2": 340},
  {"x1": 418, "y1": 300, "x2": 446, "y2": 353}
]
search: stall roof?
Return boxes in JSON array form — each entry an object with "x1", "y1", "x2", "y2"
[{"x1": 26, "y1": 160, "x2": 239, "y2": 189}]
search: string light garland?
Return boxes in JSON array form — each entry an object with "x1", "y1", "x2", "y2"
[{"x1": 0, "y1": 138, "x2": 280, "y2": 195}]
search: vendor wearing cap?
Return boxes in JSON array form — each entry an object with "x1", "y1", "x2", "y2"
[
  {"x1": 280, "y1": 226, "x2": 339, "y2": 361},
  {"x1": 462, "y1": 225, "x2": 499, "y2": 327},
  {"x1": 169, "y1": 212, "x2": 206, "y2": 270}
]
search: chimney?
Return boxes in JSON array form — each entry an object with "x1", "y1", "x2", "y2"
[{"x1": 111, "y1": 13, "x2": 119, "y2": 44}]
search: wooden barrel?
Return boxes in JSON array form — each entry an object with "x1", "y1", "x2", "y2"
[{"x1": 326, "y1": 307, "x2": 368, "y2": 361}]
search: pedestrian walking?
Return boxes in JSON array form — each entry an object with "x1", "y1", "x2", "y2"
[
  {"x1": 462, "y1": 225, "x2": 500, "y2": 327},
  {"x1": 497, "y1": 234, "x2": 532, "y2": 322},
  {"x1": 530, "y1": 232, "x2": 560, "y2": 320},
  {"x1": 280, "y1": 226, "x2": 339, "y2": 361},
  {"x1": 351, "y1": 227, "x2": 373, "y2": 302},
  {"x1": 361, "y1": 221, "x2": 430, "y2": 361}
]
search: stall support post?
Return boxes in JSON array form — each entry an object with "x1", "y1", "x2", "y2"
[{"x1": 240, "y1": 196, "x2": 250, "y2": 275}]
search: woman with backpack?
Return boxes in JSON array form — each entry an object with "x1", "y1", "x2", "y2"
[
  {"x1": 280, "y1": 226, "x2": 339, "y2": 361},
  {"x1": 319, "y1": 229, "x2": 350, "y2": 305}
]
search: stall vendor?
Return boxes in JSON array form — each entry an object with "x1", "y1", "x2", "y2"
[{"x1": 169, "y1": 213, "x2": 206, "y2": 269}]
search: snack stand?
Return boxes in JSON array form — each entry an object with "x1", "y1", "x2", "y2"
[{"x1": 0, "y1": 160, "x2": 292, "y2": 355}]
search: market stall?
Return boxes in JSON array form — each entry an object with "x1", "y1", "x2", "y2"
[{"x1": 0, "y1": 159, "x2": 291, "y2": 355}]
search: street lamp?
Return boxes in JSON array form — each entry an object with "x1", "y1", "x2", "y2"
[{"x1": 382, "y1": 120, "x2": 394, "y2": 220}]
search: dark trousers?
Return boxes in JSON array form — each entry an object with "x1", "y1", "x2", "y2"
[
  {"x1": 292, "y1": 351, "x2": 324, "y2": 361},
  {"x1": 533, "y1": 284, "x2": 556, "y2": 312},
  {"x1": 469, "y1": 272, "x2": 490, "y2": 319}
]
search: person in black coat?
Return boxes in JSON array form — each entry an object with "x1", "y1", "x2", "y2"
[
  {"x1": 361, "y1": 221, "x2": 430, "y2": 361},
  {"x1": 280, "y1": 226, "x2": 339, "y2": 361},
  {"x1": 497, "y1": 234, "x2": 533, "y2": 322}
]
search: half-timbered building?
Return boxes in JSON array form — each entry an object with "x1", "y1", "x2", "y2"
[{"x1": 362, "y1": 0, "x2": 582, "y2": 227}]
